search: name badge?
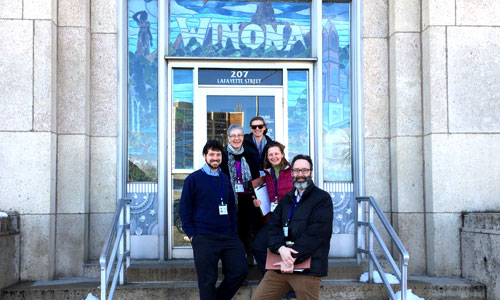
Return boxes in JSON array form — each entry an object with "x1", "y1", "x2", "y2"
[
  {"x1": 283, "y1": 226, "x2": 288, "y2": 237},
  {"x1": 219, "y1": 204, "x2": 228, "y2": 215},
  {"x1": 234, "y1": 183, "x2": 244, "y2": 193},
  {"x1": 270, "y1": 202, "x2": 278, "y2": 212}
]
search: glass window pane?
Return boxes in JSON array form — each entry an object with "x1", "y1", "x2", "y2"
[
  {"x1": 207, "y1": 95, "x2": 276, "y2": 144},
  {"x1": 172, "y1": 174, "x2": 191, "y2": 247},
  {"x1": 322, "y1": 1, "x2": 355, "y2": 236},
  {"x1": 169, "y1": 0, "x2": 311, "y2": 58},
  {"x1": 173, "y1": 69, "x2": 194, "y2": 169},
  {"x1": 322, "y1": 2, "x2": 351, "y2": 182},
  {"x1": 287, "y1": 70, "x2": 309, "y2": 159},
  {"x1": 128, "y1": 0, "x2": 158, "y2": 182},
  {"x1": 127, "y1": 0, "x2": 158, "y2": 237}
]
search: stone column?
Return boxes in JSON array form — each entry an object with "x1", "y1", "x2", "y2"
[
  {"x1": 0, "y1": 0, "x2": 58, "y2": 280},
  {"x1": 55, "y1": 0, "x2": 91, "y2": 277},
  {"x1": 388, "y1": 0, "x2": 426, "y2": 274},
  {"x1": 363, "y1": 0, "x2": 392, "y2": 255},
  {"x1": 423, "y1": 0, "x2": 500, "y2": 276},
  {"x1": 88, "y1": 0, "x2": 118, "y2": 261}
]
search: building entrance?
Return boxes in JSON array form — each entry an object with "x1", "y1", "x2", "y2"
[
  {"x1": 168, "y1": 63, "x2": 290, "y2": 258},
  {"x1": 171, "y1": 88, "x2": 284, "y2": 258},
  {"x1": 124, "y1": 0, "x2": 361, "y2": 261},
  {"x1": 129, "y1": 60, "x2": 356, "y2": 260}
]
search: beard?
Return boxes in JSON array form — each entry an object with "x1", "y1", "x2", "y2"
[
  {"x1": 292, "y1": 176, "x2": 313, "y2": 190},
  {"x1": 205, "y1": 159, "x2": 221, "y2": 170}
]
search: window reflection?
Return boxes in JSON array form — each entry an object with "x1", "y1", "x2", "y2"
[
  {"x1": 172, "y1": 174, "x2": 191, "y2": 247},
  {"x1": 207, "y1": 96, "x2": 276, "y2": 144},
  {"x1": 287, "y1": 70, "x2": 309, "y2": 160},
  {"x1": 173, "y1": 69, "x2": 194, "y2": 169},
  {"x1": 322, "y1": 2, "x2": 351, "y2": 182}
]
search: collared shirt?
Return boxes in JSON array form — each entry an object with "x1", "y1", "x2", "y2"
[{"x1": 202, "y1": 164, "x2": 221, "y2": 176}]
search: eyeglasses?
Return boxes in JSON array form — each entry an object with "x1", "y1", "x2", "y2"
[
  {"x1": 251, "y1": 124, "x2": 264, "y2": 130},
  {"x1": 292, "y1": 168, "x2": 311, "y2": 174},
  {"x1": 228, "y1": 134, "x2": 244, "y2": 139}
]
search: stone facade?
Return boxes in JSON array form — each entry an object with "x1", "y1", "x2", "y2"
[
  {"x1": 0, "y1": 213, "x2": 20, "y2": 289},
  {"x1": 0, "y1": 0, "x2": 499, "y2": 284},
  {"x1": 462, "y1": 213, "x2": 500, "y2": 299},
  {"x1": 0, "y1": 0, "x2": 116, "y2": 280}
]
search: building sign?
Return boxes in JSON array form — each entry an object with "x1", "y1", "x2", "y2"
[
  {"x1": 169, "y1": 0, "x2": 311, "y2": 58},
  {"x1": 198, "y1": 69, "x2": 282, "y2": 85}
]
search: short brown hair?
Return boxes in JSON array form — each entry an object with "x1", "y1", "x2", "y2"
[{"x1": 250, "y1": 116, "x2": 268, "y2": 135}]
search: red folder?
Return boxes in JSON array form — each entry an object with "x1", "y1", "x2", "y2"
[{"x1": 265, "y1": 249, "x2": 311, "y2": 270}]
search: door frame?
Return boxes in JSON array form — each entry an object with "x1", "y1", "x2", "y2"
[{"x1": 166, "y1": 60, "x2": 313, "y2": 258}]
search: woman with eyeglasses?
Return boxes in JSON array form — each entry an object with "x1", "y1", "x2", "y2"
[
  {"x1": 221, "y1": 124, "x2": 263, "y2": 266},
  {"x1": 243, "y1": 116, "x2": 273, "y2": 175},
  {"x1": 251, "y1": 141, "x2": 294, "y2": 275}
]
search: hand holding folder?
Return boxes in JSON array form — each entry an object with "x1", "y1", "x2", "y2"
[
  {"x1": 265, "y1": 249, "x2": 311, "y2": 271},
  {"x1": 251, "y1": 177, "x2": 271, "y2": 215}
]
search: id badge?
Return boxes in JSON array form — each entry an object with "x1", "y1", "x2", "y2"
[
  {"x1": 219, "y1": 204, "x2": 228, "y2": 215},
  {"x1": 270, "y1": 202, "x2": 278, "y2": 212},
  {"x1": 234, "y1": 183, "x2": 244, "y2": 193},
  {"x1": 283, "y1": 226, "x2": 289, "y2": 237}
]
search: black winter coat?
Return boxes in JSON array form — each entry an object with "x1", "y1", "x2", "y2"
[
  {"x1": 243, "y1": 133, "x2": 273, "y2": 170},
  {"x1": 268, "y1": 183, "x2": 333, "y2": 277}
]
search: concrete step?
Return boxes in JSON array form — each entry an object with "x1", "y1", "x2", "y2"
[
  {"x1": 84, "y1": 259, "x2": 365, "y2": 281},
  {"x1": 1, "y1": 276, "x2": 486, "y2": 300}
]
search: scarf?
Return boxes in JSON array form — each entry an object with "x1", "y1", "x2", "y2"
[
  {"x1": 253, "y1": 135, "x2": 268, "y2": 165},
  {"x1": 227, "y1": 144, "x2": 252, "y2": 207}
]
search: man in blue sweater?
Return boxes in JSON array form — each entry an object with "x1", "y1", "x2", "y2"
[{"x1": 179, "y1": 140, "x2": 248, "y2": 300}]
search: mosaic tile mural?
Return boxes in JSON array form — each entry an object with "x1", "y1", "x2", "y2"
[
  {"x1": 128, "y1": 0, "x2": 158, "y2": 236},
  {"x1": 322, "y1": 2, "x2": 354, "y2": 234},
  {"x1": 169, "y1": 0, "x2": 311, "y2": 58}
]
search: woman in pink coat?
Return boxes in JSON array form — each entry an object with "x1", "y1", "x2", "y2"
[{"x1": 252, "y1": 141, "x2": 293, "y2": 275}]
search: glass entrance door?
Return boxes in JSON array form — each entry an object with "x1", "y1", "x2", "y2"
[
  {"x1": 206, "y1": 95, "x2": 275, "y2": 144},
  {"x1": 170, "y1": 86, "x2": 283, "y2": 258}
]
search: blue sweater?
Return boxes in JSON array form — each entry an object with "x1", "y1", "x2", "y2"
[{"x1": 179, "y1": 169, "x2": 238, "y2": 238}]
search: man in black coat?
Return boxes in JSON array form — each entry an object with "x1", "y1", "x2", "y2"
[{"x1": 251, "y1": 154, "x2": 333, "y2": 300}]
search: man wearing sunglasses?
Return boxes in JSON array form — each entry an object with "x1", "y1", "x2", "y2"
[{"x1": 243, "y1": 116, "x2": 273, "y2": 175}]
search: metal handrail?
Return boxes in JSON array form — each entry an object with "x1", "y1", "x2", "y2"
[
  {"x1": 99, "y1": 198, "x2": 131, "y2": 300},
  {"x1": 357, "y1": 196, "x2": 409, "y2": 300}
]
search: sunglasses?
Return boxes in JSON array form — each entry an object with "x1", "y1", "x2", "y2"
[{"x1": 251, "y1": 125, "x2": 265, "y2": 130}]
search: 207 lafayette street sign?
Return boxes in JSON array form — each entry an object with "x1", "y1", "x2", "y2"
[{"x1": 198, "y1": 69, "x2": 283, "y2": 86}]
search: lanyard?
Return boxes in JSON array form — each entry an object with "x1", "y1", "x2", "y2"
[
  {"x1": 235, "y1": 160, "x2": 242, "y2": 183},
  {"x1": 202, "y1": 169, "x2": 225, "y2": 204},
  {"x1": 272, "y1": 170, "x2": 278, "y2": 202},
  {"x1": 285, "y1": 191, "x2": 301, "y2": 227}
]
